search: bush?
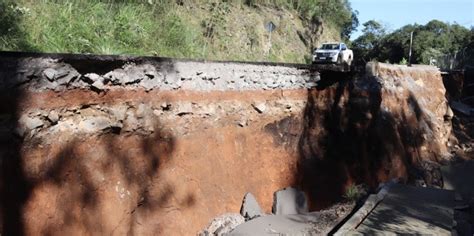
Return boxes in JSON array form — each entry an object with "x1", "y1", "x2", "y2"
[
  {"x1": 399, "y1": 57, "x2": 408, "y2": 65},
  {"x1": 0, "y1": 0, "x2": 35, "y2": 50},
  {"x1": 343, "y1": 184, "x2": 360, "y2": 202}
]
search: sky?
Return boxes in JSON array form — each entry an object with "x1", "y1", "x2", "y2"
[{"x1": 350, "y1": 0, "x2": 474, "y2": 39}]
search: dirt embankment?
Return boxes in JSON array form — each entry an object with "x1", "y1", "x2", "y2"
[
  {"x1": 441, "y1": 67, "x2": 474, "y2": 163},
  {"x1": 297, "y1": 64, "x2": 452, "y2": 209},
  {"x1": 0, "y1": 53, "x2": 452, "y2": 235}
]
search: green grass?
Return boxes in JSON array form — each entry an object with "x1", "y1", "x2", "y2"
[
  {"x1": 343, "y1": 184, "x2": 361, "y2": 202},
  {"x1": 0, "y1": 0, "x2": 348, "y2": 62},
  {"x1": 1, "y1": 0, "x2": 204, "y2": 57}
]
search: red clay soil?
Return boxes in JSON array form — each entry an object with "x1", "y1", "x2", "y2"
[
  {"x1": 1, "y1": 63, "x2": 452, "y2": 235},
  {"x1": 5, "y1": 89, "x2": 305, "y2": 235},
  {"x1": 19, "y1": 126, "x2": 299, "y2": 235}
]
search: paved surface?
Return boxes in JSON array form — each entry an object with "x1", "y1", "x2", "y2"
[
  {"x1": 442, "y1": 160, "x2": 474, "y2": 201},
  {"x1": 229, "y1": 214, "x2": 324, "y2": 236},
  {"x1": 229, "y1": 203, "x2": 354, "y2": 236},
  {"x1": 353, "y1": 184, "x2": 455, "y2": 235},
  {"x1": 442, "y1": 160, "x2": 474, "y2": 235}
]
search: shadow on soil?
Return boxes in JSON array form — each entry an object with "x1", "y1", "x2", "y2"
[
  {"x1": 0, "y1": 56, "x2": 194, "y2": 235},
  {"x1": 0, "y1": 2, "x2": 38, "y2": 227},
  {"x1": 295, "y1": 70, "x2": 439, "y2": 210},
  {"x1": 0, "y1": 56, "x2": 29, "y2": 235},
  {"x1": 442, "y1": 68, "x2": 474, "y2": 159}
]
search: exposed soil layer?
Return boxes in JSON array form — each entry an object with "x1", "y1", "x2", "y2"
[
  {"x1": 297, "y1": 65, "x2": 452, "y2": 209},
  {"x1": 443, "y1": 67, "x2": 474, "y2": 161},
  {"x1": 0, "y1": 53, "x2": 453, "y2": 235},
  {"x1": 3, "y1": 89, "x2": 305, "y2": 235}
]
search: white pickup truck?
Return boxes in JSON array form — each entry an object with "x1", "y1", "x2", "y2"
[{"x1": 312, "y1": 42, "x2": 353, "y2": 66}]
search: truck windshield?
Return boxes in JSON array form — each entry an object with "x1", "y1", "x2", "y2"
[{"x1": 320, "y1": 44, "x2": 339, "y2": 50}]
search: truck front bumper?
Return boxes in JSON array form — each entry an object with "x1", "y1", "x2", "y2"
[{"x1": 312, "y1": 55, "x2": 338, "y2": 64}]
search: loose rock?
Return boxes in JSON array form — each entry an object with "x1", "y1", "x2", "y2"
[
  {"x1": 78, "y1": 117, "x2": 112, "y2": 132},
  {"x1": 82, "y1": 73, "x2": 102, "y2": 84},
  {"x1": 47, "y1": 111, "x2": 60, "y2": 124},
  {"x1": 199, "y1": 213, "x2": 244, "y2": 236},
  {"x1": 140, "y1": 78, "x2": 160, "y2": 91},
  {"x1": 252, "y1": 102, "x2": 267, "y2": 114},
  {"x1": 91, "y1": 80, "x2": 105, "y2": 91},
  {"x1": 237, "y1": 119, "x2": 248, "y2": 127},
  {"x1": 43, "y1": 68, "x2": 57, "y2": 81},
  {"x1": 108, "y1": 105, "x2": 128, "y2": 122},
  {"x1": 21, "y1": 115, "x2": 45, "y2": 130},
  {"x1": 161, "y1": 102, "x2": 171, "y2": 110},
  {"x1": 177, "y1": 103, "x2": 193, "y2": 116}
]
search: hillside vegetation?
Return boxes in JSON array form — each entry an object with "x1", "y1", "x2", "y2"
[
  {"x1": 0, "y1": 0, "x2": 357, "y2": 63},
  {"x1": 352, "y1": 19, "x2": 473, "y2": 68}
]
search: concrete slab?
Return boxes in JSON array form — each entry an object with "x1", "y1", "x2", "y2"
[
  {"x1": 229, "y1": 214, "x2": 322, "y2": 236},
  {"x1": 230, "y1": 203, "x2": 354, "y2": 236},
  {"x1": 354, "y1": 184, "x2": 455, "y2": 235},
  {"x1": 240, "y1": 192, "x2": 264, "y2": 220},
  {"x1": 441, "y1": 160, "x2": 474, "y2": 201},
  {"x1": 441, "y1": 161, "x2": 474, "y2": 235},
  {"x1": 230, "y1": 211, "x2": 348, "y2": 236},
  {"x1": 272, "y1": 187, "x2": 308, "y2": 215},
  {"x1": 451, "y1": 101, "x2": 474, "y2": 116}
]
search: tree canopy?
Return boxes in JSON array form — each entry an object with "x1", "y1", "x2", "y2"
[{"x1": 352, "y1": 20, "x2": 472, "y2": 67}]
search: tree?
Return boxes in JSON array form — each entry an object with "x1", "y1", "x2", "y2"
[
  {"x1": 458, "y1": 28, "x2": 474, "y2": 67},
  {"x1": 351, "y1": 20, "x2": 386, "y2": 63},
  {"x1": 357, "y1": 20, "x2": 386, "y2": 49},
  {"x1": 341, "y1": 10, "x2": 359, "y2": 40},
  {"x1": 352, "y1": 20, "x2": 471, "y2": 65}
]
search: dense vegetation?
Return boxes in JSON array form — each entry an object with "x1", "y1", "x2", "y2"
[
  {"x1": 243, "y1": 0, "x2": 358, "y2": 40},
  {"x1": 0, "y1": 0, "x2": 202, "y2": 56},
  {"x1": 352, "y1": 19, "x2": 473, "y2": 68},
  {"x1": 0, "y1": 0, "x2": 357, "y2": 63}
]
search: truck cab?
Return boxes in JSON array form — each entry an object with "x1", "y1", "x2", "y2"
[{"x1": 312, "y1": 42, "x2": 353, "y2": 66}]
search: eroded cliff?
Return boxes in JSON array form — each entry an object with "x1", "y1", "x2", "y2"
[{"x1": 0, "y1": 53, "x2": 452, "y2": 235}]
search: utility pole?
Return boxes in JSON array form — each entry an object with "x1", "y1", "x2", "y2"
[{"x1": 408, "y1": 31, "x2": 413, "y2": 66}]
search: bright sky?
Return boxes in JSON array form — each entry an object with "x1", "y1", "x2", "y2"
[{"x1": 350, "y1": 0, "x2": 474, "y2": 39}]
